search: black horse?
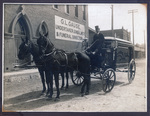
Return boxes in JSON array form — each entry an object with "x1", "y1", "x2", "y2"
[
  {"x1": 17, "y1": 38, "x2": 70, "y2": 99},
  {"x1": 18, "y1": 38, "x2": 53, "y2": 96},
  {"x1": 37, "y1": 33, "x2": 91, "y2": 98}
]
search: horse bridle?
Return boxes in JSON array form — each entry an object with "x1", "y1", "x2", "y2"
[
  {"x1": 39, "y1": 37, "x2": 48, "y2": 52},
  {"x1": 39, "y1": 35, "x2": 56, "y2": 57},
  {"x1": 20, "y1": 41, "x2": 31, "y2": 55}
]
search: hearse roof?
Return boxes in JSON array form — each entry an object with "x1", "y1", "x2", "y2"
[{"x1": 105, "y1": 36, "x2": 133, "y2": 45}]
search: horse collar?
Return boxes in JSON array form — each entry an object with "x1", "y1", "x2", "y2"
[{"x1": 43, "y1": 48, "x2": 56, "y2": 57}]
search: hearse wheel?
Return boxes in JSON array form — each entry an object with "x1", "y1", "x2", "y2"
[
  {"x1": 71, "y1": 71, "x2": 84, "y2": 86},
  {"x1": 128, "y1": 59, "x2": 136, "y2": 84},
  {"x1": 102, "y1": 68, "x2": 116, "y2": 93}
]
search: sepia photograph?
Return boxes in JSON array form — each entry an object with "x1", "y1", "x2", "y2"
[{"x1": 2, "y1": 3, "x2": 147, "y2": 112}]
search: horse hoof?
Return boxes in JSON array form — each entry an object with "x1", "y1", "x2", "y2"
[
  {"x1": 54, "y1": 97, "x2": 60, "y2": 101},
  {"x1": 47, "y1": 96, "x2": 53, "y2": 100},
  {"x1": 81, "y1": 93, "x2": 84, "y2": 97},
  {"x1": 42, "y1": 89, "x2": 46, "y2": 93},
  {"x1": 85, "y1": 92, "x2": 89, "y2": 95},
  {"x1": 40, "y1": 92, "x2": 45, "y2": 96},
  {"x1": 61, "y1": 87, "x2": 64, "y2": 90},
  {"x1": 65, "y1": 87, "x2": 68, "y2": 91},
  {"x1": 46, "y1": 93, "x2": 50, "y2": 97}
]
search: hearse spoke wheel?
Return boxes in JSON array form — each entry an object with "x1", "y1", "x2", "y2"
[
  {"x1": 71, "y1": 71, "x2": 84, "y2": 86},
  {"x1": 128, "y1": 59, "x2": 136, "y2": 84},
  {"x1": 102, "y1": 68, "x2": 116, "y2": 93}
]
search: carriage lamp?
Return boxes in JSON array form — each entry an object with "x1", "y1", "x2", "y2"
[{"x1": 111, "y1": 41, "x2": 118, "y2": 49}]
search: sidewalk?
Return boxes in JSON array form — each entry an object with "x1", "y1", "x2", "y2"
[{"x1": 4, "y1": 69, "x2": 40, "y2": 82}]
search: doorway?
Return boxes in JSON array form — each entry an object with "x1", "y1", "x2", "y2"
[{"x1": 14, "y1": 15, "x2": 31, "y2": 66}]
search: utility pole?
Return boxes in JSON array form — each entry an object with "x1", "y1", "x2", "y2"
[
  {"x1": 111, "y1": 5, "x2": 114, "y2": 37},
  {"x1": 128, "y1": 9, "x2": 138, "y2": 59}
]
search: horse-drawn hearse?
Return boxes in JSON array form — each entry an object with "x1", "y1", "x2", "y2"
[
  {"x1": 72, "y1": 36, "x2": 136, "y2": 93},
  {"x1": 16, "y1": 33, "x2": 136, "y2": 100}
]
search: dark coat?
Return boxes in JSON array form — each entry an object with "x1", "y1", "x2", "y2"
[{"x1": 89, "y1": 33, "x2": 105, "y2": 54}]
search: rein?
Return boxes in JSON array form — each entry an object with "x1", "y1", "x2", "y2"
[{"x1": 14, "y1": 60, "x2": 34, "y2": 68}]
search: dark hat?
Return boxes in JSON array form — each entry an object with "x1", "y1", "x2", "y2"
[{"x1": 95, "y1": 25, "x2": 100, "y2": 29}]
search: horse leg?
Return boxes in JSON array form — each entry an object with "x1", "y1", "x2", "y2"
[
  {"x1": 70, "y1": 71, "x2": 73, "y2": 80},
  {"x1": 38, "y1": 69, "x2": 46, "y2": 95},
  {"x1": 45, "y1": 71, "x2": 50, "y2": 96},
  {"x1": 85, "y1": 74, "x2": 91, "y2": 95},
  {"x1": 81, "y1": 76, "x2": 86, "y2": 97},
  {"x1": 65, "y1": 71, "x2": 69, "y2": 89},
  {"x1": 60, "y1": 72, "x2": 64, "y2": 89},
  {"x1": 54, "y1": 72, "x2": 60, "y2": 101},
  {"x1": 45, "y1": 71, "x2": 53, "y2": 99},
  {"x1": 49, "y1": 73, "x2": 54, "y2": 99},
  {"x1": 81, "y1": 85, "x2": 86, "y2": 97},
  {"x1": 81, "y1": 73, "x2": 90, "y2": 96}
]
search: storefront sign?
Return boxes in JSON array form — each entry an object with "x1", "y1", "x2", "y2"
[{"x1": 55, "y1": 15, "x2": 85, "y2": 42}]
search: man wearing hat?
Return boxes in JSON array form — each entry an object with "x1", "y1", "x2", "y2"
[
  {"x1": 86, "y1": 25, "x2": 105, "y2": 55},
  {"x1": 86, "y1": 25, "x2": 105, "y2": 69}
]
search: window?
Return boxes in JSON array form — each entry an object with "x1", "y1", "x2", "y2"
[
  {"x1": 15, "y1": 18, "x2": 26, "y2": 35},
  {"x1": 65, "y1": 5, "x2": 69, "y2": 14},
  {"x1": 53, "y1": 5, "x2": 58, "y2": 9},
  {"x1": 74, "y1": 5, "x2": 78, "y2": 17},
  {"x1": 39, "y1": 20, "x2": 49, "y2": 36},
  {"x1": 83, "y1": 5, "x2": 86, "y2": 20}
]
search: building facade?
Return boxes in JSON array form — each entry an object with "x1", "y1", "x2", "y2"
[
  {"x1": 4, "y1": 4, "x2": 89, "y2": 72},
  {"x1": 101, "y1": 27, "x2": 131, "y2": 41}
]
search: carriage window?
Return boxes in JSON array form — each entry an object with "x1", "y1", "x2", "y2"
[{"x1": 74, "y1": 5, "x2": 78, "y2": 17}]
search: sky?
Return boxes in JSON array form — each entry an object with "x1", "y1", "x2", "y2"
[{"x1": 88, "y1": 4, "x2": 147, "y2": 45}]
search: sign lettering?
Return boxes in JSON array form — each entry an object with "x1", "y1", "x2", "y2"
[{"x1": 55, "y1": 15, "x2": 85, "y2": 42}]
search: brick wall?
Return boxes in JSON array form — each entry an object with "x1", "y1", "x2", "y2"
[{"x1": 4, "y1": 4, "x2": 89, "y2": 72}]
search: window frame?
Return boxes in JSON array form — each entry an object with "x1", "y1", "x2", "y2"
[
  {"x1": 74, "y1": 5, "x2": 78, "y2": 18},
  {"x1": 53, "y1": 5, "x2": 58, "y2": 10},
  {"x1": 65, "y1": 5, "x2": 69, "y2": 14},
  {"x1": 82, "y1": 5, "x2": 86, "y2": 21}
]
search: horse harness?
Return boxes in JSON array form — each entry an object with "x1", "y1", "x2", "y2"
[
  {"x1": 38, "y1": 36, "x2": 79, "y2": 70},
  {"x1": 41, "y1": 48, "x2": 79, "y2": 70},
  {"x1": 53, "y1": 50, "x2": 68, "y2": 66}
]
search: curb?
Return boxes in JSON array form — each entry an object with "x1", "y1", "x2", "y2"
[{"x1": 4, "y1": 69, "x2": 40, "y2": 82}]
